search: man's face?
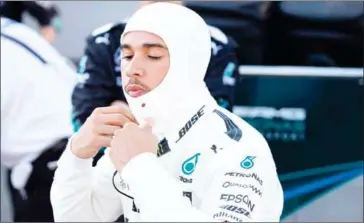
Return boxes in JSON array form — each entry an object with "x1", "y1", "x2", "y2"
[{"x1": 121, "y1": 31, "x2": 170, "y2": 98}]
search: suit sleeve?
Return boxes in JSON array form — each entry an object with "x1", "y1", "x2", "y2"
[
  {"x1": 71, "y1": 36, "x2": 122, "y2": 131},
  {"x1": 50, "y1": 141, "x2": 123, "y2": 222},
  {"x1": 120, "y1": 139, "x2": 283, "y2": 222},
  {"x1": 205, "y1": 36, "x2": 239, "y2": 112}
]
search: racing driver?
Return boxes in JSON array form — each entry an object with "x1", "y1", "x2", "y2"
[{"x1": 51, "y1": 3, "x2": 284, "y2": 222}]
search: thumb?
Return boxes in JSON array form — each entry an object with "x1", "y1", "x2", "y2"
[{"x1": 139, "y1": 118, "x2": 154, "y2": 132}]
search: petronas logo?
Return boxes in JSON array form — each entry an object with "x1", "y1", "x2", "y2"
[{"x1": 182, "y1": 153, "x2": 201, "y2": 175}]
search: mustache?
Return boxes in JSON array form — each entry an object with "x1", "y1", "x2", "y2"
[{"x1": 125, "y1": 79, "x2": 150, "y2": 90}]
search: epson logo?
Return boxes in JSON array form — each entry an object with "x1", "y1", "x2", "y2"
[{"x1": 220, "y1": 194, "x2": 255, "y2": 212}]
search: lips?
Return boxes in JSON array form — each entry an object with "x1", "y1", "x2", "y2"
[{"x1": 126, "y1": 84, "x2": 146, "y2": 98}]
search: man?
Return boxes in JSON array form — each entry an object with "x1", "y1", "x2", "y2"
[
  {"x1": 71, "y1": 1, "x2": 239, "y2": 133},
  {"x1": 51, "y1": 3, "x2": 283, "y2": 222},
  {"x1": 0, "y1": 1, "x2": 61, "y2": 44},
  {"x1": 1, "y1": 17, "x2": 76, "y2": 221}
]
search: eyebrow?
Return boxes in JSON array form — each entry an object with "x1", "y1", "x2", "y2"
[{"x1": 120, "y1": 43, "x2": 167, "y2": 50}]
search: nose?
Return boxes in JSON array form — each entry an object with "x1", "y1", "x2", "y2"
[{"x1": 125, "y1": 57, "x2": 145, "y2": 78}]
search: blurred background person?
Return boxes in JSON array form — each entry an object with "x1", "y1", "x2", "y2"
[
  {"x1": 0, "y1": 1, "x2": 62, "y2": 44},
  {"x1": 1, "y1": 17, "x2": 76, "y2": 222}
]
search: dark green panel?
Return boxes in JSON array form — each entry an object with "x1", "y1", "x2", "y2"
[{"x1": 233, "y1": 74, "x2": 363, "y2": 175}]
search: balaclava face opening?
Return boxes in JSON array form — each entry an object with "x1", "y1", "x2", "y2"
[{"x1": 121, "y1": 3, "x2": 212, "y2": 138}]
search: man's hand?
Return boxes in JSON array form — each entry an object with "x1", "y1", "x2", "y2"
[
  {"x1": 71, "y1": 105, "x2": 137, "y2": 159},
  {"x1": 109, "y1": 122, "x2": 159, "y2": 172},
  {"x1": 110, "y1": 100, "x2": 127, "y2": 106}
]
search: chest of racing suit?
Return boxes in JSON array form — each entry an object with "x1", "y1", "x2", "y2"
[
  {"x1": 51, "y1": 98, "x2": 283, "y2": 222},
  {"x1": 110, "y1": 102, "x2": 281, "y2": 222}
]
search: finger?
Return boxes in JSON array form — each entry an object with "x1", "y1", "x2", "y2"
[
  {"x1": 97, "y1": 135, "x2": 113, "y2": 148},
  {"x1": 96, "y1": 125, "x2": 121, "y2": 136},
  {"x1": 110, "y1": 100, "x2": 126, "y2": 106},
  {"x1": 113, "y1": 128, "x2": 124, "y2": 136},
  {"x1": 139, "y1": 118, "x2": 154, "y2": 132},
  {"x1": 99, "y1": 114, "x2": 133, "y2": 126},
  {"x1": 95, "y1": 105, "x2": 136, "y2": 122},
  {"x1": 110, "y1": 132, "x2": 127, "y2": 149},
  {"x1": 123, "y1": 122, "x2": 138, "y2": 130}
]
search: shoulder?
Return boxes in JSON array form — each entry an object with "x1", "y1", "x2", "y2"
[
  {"x1": 82, "y1": 22, "x2": 126, "y2": 68},
  {"x1": 206, "y1": 24, "x2": 238, "y2": 63},
  {"x1": 233, "y1": 114, "x2": 271, "y2": 158},
  {"x1": 208, "y1": 25, "x2": 228, "y2": 45},
  {"x1": 209, "y1": 108, "x2": 272, "y2": 159},
  {"x1": 206, "y1": 112, "x2": 277, "y2": 181},
  {"x1": 1, "y1": 18, "x2": 39, "y2": 39},
  {"x1": 90, "y1": 22, "x2": 126, "y2": 38},
  {"x1": 207, "y1": 24, "x2": 237, "y2": 48},
  {"x1": 85, "y1": 22, "x2": 126, "y2": 47},
  {"x1": 1, "y1": 19, "x2": 57, "y2": 64}
]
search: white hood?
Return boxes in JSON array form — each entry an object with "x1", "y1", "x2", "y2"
[{"x1": 121, "y1": 3, "x2": 217, "y2": 139}]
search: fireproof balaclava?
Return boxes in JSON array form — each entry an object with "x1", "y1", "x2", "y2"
[{"x1": 121, "y1": 3, "x2": 214, "y2": 138}]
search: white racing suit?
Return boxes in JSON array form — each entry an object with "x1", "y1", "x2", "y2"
[
  {"x1": 51, "y1": 3, "x2": 284, "y2": 222},
  {"x1": 51, "y1": 101, "x2": 283, "y2": 222}
]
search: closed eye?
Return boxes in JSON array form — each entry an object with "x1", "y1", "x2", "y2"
[
  {"x1": 148, "y1": 56, "x2": 162, "y2": 60},
  {"x1": 122, "y1": 55, "x2": 133, "y2": 61}
]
